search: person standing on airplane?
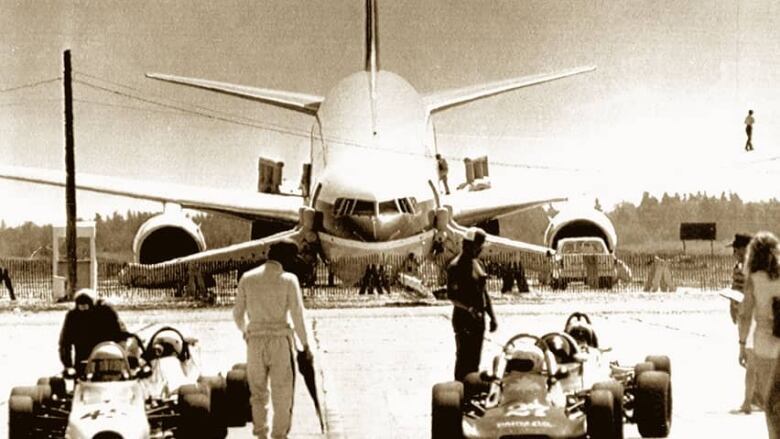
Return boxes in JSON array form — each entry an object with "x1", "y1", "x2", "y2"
[
  {"x1": 745, "y1": 109, "x2": 755, "y2": 151},
  {"x1": 447, "y1": 227, "x2": 498, "y2": 381},
  {"x1": 436, "y1": 153, "x2": 450, "y2": 195}
]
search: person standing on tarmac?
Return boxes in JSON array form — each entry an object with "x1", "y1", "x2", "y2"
[
  {"x1": 727, "y1": 233, "x2": 761, "y2": 413},
  {"x1": 58, "y1": 288, "x2": 126, "y2": 376},
  {"x1": 234, "y1": 240, "x2": 312, "y2": 439},
  {"x1": 435, "y1": 153, "x2": 450, "y2": 195},
  {"x1": 447, "y1": 227, "x2": 498, "y2": 381},
  {"x1": 738, "y1": 232, "x2": 780, "y2": 437}
]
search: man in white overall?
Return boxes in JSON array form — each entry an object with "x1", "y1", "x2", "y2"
[{"x1": 234, "y1": 240, "x2": 312, "y2": 438}]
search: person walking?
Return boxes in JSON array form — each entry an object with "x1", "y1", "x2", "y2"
[
  {"x1": 738, "y1": 232, "x2": 780, "y2": 437},
  {"x1": 745, "y1": 109, "x2": 755, "y2": 151},
  {"x1": 58, "y1": 288, "x2": 126, "y2": 376},
  {"x1": 435, "y1": 153, "x2": 450, "y2": 195},
  {"x1": 447, "y1": 227, "x2": 498, "y2": 381},
  {"x1": 234, "y1": 240, "x2": 312, "y2": 439}
]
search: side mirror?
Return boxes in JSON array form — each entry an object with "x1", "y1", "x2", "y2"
[
  {"x1": 573, "y1": 353, "x2": 589, "y2": 363},
  {"x1": 135, "y1": 365, "x2": 153, "y2": 379},
  {"x1": 555, "y1": 366, "x2": 570, "y2": 380}
]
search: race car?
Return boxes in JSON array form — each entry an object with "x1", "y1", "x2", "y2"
[
  {"x1": 7, "y1": 326, "x2": 251, "y2": 438},
  {"x1": 431, "y1": 313, "x2": 672, "y2": 439}
]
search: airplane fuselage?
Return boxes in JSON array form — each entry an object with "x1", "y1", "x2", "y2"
[{"x1": 308, "y1": 70, "x2": 440, "y2": 252}]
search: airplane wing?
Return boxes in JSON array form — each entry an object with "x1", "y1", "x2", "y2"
[
  {"x1": 119, "y1": 228, "x2": 303, "y2": 287},
  {"x1": 445, "y1": 189, "x2": 566, "y2": 226},
  {"x1": 422, "y1": 65, "x2": 596, "y2": 114},
  {"x1": 0, "y1": 165, "x2": 302, "y2": 223},
  {"x1": 146, "y1": 73, "x2": 323, "y2": 115}
]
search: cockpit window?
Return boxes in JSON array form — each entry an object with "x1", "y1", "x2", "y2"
[
  {"x1": 379, "y1": 200, "x2": 399, "y2": 214},
  {"x1": 352, "y1": 200, "x2": 376, "y2": 216}
]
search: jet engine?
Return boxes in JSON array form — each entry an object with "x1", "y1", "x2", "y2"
[
  {"x1": 544, "y1": 206, "x2": 617, "y2": 252},
  {"x1": 132, "y1": 212, "x2": 206, "y2": 264}
]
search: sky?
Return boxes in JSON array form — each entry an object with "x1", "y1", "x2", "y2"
[{"x1": 3, "y1": 0, "x2": 780, "y2": 227}]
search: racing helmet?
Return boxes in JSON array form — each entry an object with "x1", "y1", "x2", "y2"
[
  {"x1": 566, "y1": 322, "x2": 598, "y2": 348},
  {"x1": 86, "y1": 342, "x2": 130, "y2": 381},
  {"x1": 546, "y1": 334, "x2": 573, "y2": 363},
  {"x1": 151, "y1": 332, "x2": 185, "y2": 359},
  {"x1": 504, "y1": 342, "x2": 546, "y2": 374}
]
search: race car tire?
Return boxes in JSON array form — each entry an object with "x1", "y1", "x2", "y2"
[
  {"x1": 199, "y1": 375, "x2": 229, "y2": 439},
  {"x1": 9, "y1": 395, "x2": 34, "y2": 439},
  {"x1": 593, "y1": 381, "x2": 624, "y2": 439},
  {"x1": 645, "y1": 355, "x2": 671, "y2": 377},
  {"x1": 633, "y1": 361, "x2": 654, "y2": 378},
  {"x1": 635, "y1": 371, "x2": 672, "y2": 438},
  {"x1": 431, "y1": 381, "x2": 463, "y2": 439},
  {"x1": 587, "y1": 389, "x2": 615, "y2": 439},
  {"x1": 463, "y1": 372, "x2": 490, "y2": 401},
  {"x1": 231, "y1": 363, "x2": 247, "y2": 371},
  {"x1": 11, "y1": 385, "x2": 51, "y2": 411},
  {"x1": 179, "y1": 393, "x2": 211, "y2": 439},
  {"x1": 226, "y1": 369, "x2": 251, "y2": 427}
]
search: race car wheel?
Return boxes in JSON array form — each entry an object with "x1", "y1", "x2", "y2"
[
  {"x1": 645, "y1": 355, "x2": 671, "y2": 377},
  {"x1": 178, "y1": 393, "x2": 210, "y2": 439},
  {"x1": 587, "y1": 389, "x2": 615, "y2": 439},
  {"x1": 9, "y1": 395, "x2": 34, "y2": 438},
  {"x1": 431, "y1": 381, "x2": 464, "y2": 439},
  {"x1": 199, "y1": 375, "x2": 229, "y2": 438},
  {"x1": 593, "y1": 381, "x2": 624, "y2": 439},
  {"x1": 226, "y1": 369, "x2": 251, "y2": 427},
  {"x1": 463, "y1": 372, "x2": 490, "y2": 401},
  {"x1": 633, "y1": 361, "x2": 654, "y2": 378},
  {"x1": 231, "y1": 363, "x2": 247, "y2": 371},
  {"x1": 635, "y1": 371, "x2": 672, "y2": 438},
  {"x1": 11, "y1": 385, "x2": 51, "y2": 411}
]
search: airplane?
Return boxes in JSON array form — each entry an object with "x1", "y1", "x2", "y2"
[{"x1": 0, "y1": 0, "x2": 614, "y2": 289}]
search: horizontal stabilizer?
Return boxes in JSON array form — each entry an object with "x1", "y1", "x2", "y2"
[
  {"x1": 0, "y1": 165, "x2": 302, "y2": 223},
  {"x1": 146, "y1": 73, "x2": 323, "y2": 115},
  {"x1": 423, "y1": 65, "x2": 595, "y2": 114}
]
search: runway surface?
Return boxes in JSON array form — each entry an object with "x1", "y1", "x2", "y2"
[{"x1": 0, "y1": 291, "x2": 769, "y2": 438}]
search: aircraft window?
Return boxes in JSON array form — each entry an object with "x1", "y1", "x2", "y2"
[
  {"x1": 379, "y1": 200, "x2": 399, "y2": 214},
  {"x1": 352, "y1": 200, "x2": 376, "y2": 216}
]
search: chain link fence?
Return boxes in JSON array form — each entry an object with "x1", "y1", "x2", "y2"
[{"x1": 0, "y1": 253, "x2": 735, "y2": 305}]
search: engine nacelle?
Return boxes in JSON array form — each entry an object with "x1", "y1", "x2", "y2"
[
  {"x1": 132, "y1": 212, "x2": 206, "y2": 264},
  {"x1": 544, "y1": 206, "x2": 617, "y2": 252}
]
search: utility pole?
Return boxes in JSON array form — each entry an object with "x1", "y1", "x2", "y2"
[{"x1": 63, "y1": 50, "x2": 77, "y2": 299}]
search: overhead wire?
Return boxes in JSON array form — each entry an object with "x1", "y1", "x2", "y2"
[{"x1": 0, "y1": 77, "x2": 61, "y2": 93}]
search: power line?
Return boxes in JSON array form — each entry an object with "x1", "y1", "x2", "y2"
[
  {"x1": 0, "y1": 77, "x2": 61, "y2": 94},
  {"x1": 73, "y1": 98, "x2": 185, "y2": 115},
  {"x1": 0, "y1": 99, "x2": 60, "y2": 107}
]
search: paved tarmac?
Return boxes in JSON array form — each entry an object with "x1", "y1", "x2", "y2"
[{"x1": 0, "y1": 292, "x2": 770, "y2": 438}]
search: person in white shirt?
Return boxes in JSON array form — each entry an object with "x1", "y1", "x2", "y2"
[
  {"x1": 234, "y1": 240, "x2": 312, "y2": 439},
  {"x1": 745, "y1": 109, "x2": 755, "y2": 151}
]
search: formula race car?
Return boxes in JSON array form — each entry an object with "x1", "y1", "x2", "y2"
[
  {"x1": 431, "y1": 312, "x2": 672, "y2": 439},
  {"x1": 8, "y1": 326, "x2": 251, "y2": 438}
]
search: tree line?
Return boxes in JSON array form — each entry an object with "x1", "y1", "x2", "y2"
[{"x1": 1, "y1": 191, "x2": 779, "y2": 259}]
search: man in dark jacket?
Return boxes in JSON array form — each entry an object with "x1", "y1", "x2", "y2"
[
  {"x1": 59, "y1": 289, "x2": 126, "y2": 376},
  {"x1": 447, "y1": 227, "x2": 498, "y2": 381}
]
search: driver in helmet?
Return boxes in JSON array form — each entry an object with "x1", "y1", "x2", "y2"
[
  {"x1": 566, "y1": 322, "x2": 598, "y2": 349},
  {"x1": 546, "y1": 334, "x2": 574, "y2": 364},
  {"x1": 86, "y1": 343, "x2": 131, "y2": 382},
  {"x1": 504, "y1": 342, "x2": 547, "y2": 375}
]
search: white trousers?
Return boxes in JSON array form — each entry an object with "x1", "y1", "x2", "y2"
[{"x1": 246, "y1": 335, "x2": 295, "y2": 439}]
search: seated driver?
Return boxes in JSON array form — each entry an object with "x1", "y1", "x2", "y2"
[
  {"x1": 546, "y1": 334, "x2": 575, "y2": 364},
  {"x1": 503, "y1": 341, "x2": 556, "y2": 376},
  {"x1": 85, "y1": 343, "x2": 131, "y2": 382},
  {"x1": 566, "y1": 322, "x2": 599, "y2": 349}
]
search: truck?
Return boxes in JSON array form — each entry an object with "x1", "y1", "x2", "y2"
[{"x1": 550, "y1": 237, "x2": 618, "y2": 290}]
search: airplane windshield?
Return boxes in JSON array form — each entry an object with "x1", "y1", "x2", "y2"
[
  {"x1": 379, "y1": 200, "x2": 399, "y2": 214},
  {"x1": 352, "y1": 200, "x2": 376, "y2": 216}
]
